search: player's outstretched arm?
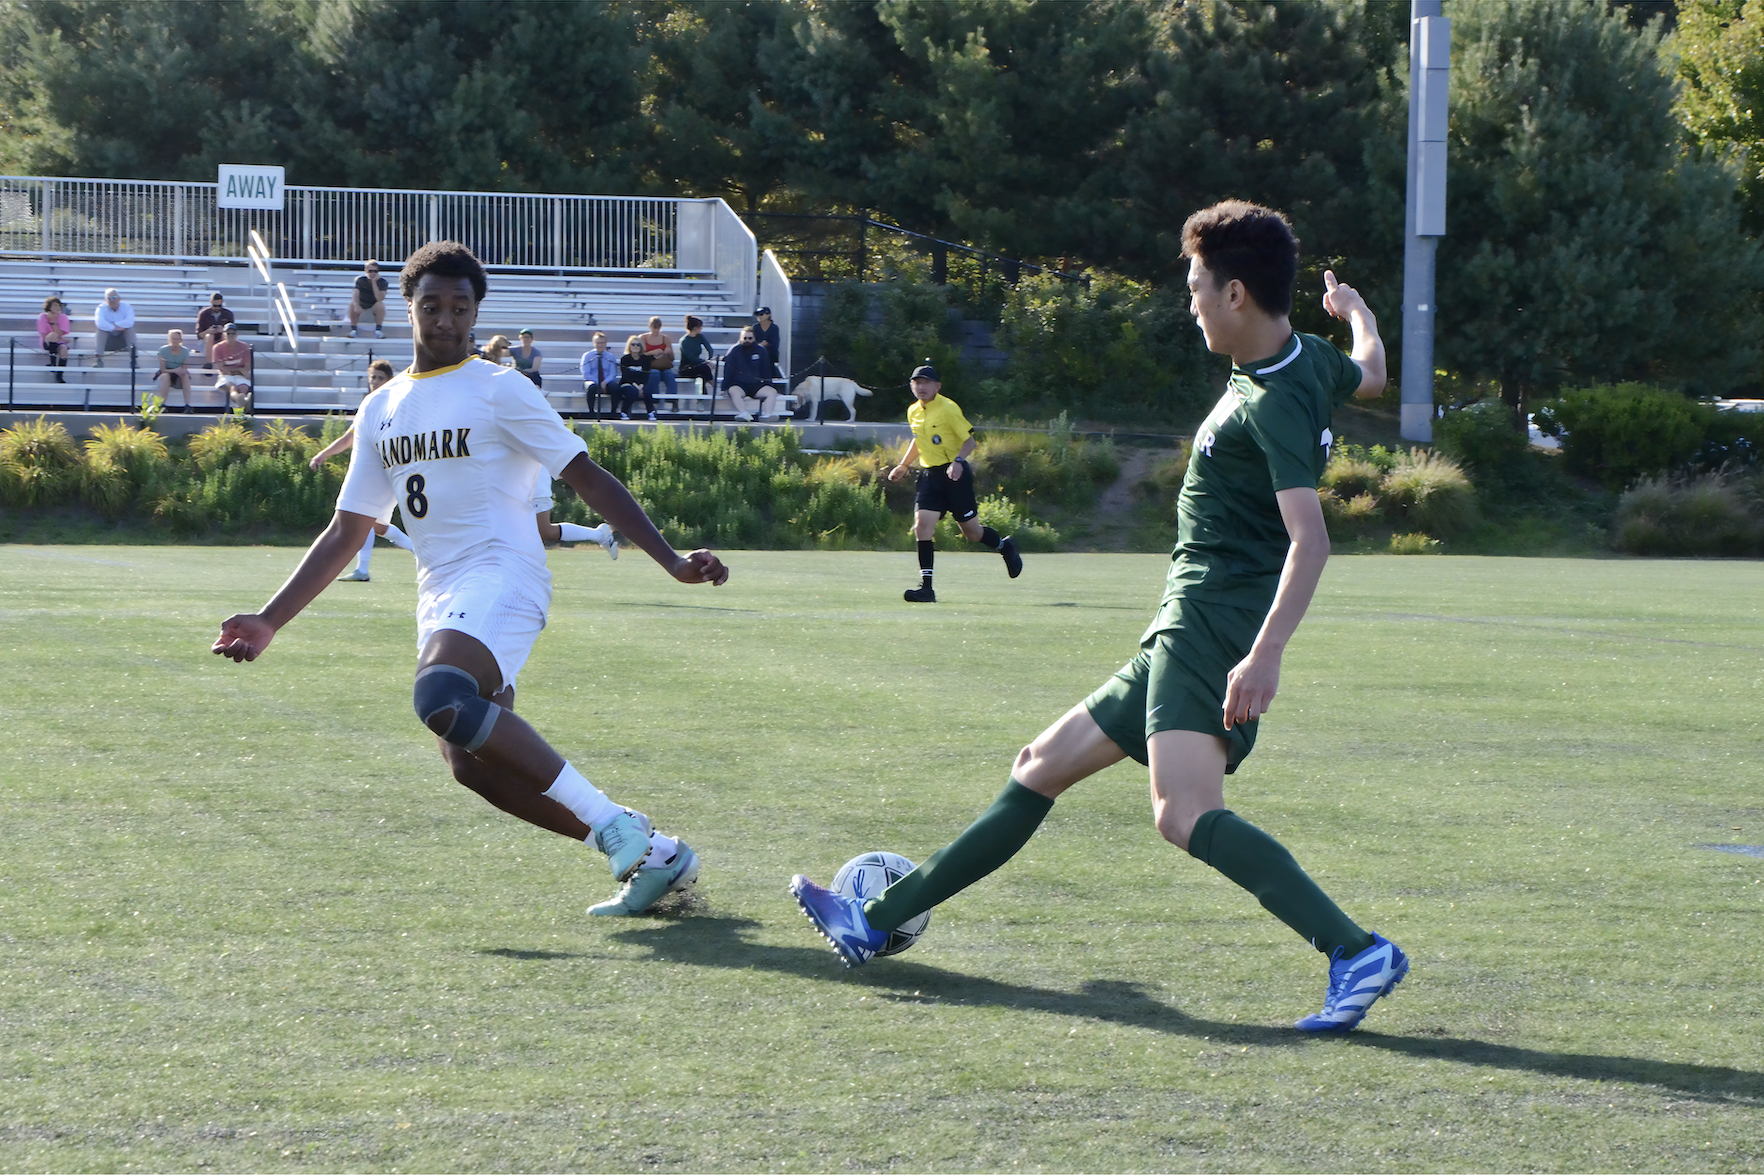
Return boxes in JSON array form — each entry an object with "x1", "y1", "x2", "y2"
[
  {"x1": 212, "y1": 510, "x2": 378, "y2": 662},
  {"x1": 308, "y1": 427, "x2": 356, "y2": 470},
  {"x1": 1221, "y1": 486, "x2": 1330, "y2": 729},
  {"x1": 557, "y1": 452, "x2": 728, "y2": 586},
  {"x1": 1321, "y1": 270, "x2": 1387, "y2": 399}
]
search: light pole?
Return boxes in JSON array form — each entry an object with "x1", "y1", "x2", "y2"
[{"x1": 1402, "y1": 1, "x2": 1451, "y2": 443}]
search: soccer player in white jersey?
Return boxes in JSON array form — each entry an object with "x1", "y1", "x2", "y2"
[{"x1": 213, "y1": 241, "x2": 724, "y2": 917}]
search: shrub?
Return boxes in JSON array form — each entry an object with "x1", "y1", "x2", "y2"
[
  {"x1": 1380, "y1": 449, "x2": 1478, "y2": 536},
  {"x1": 1320, "y1": 457, "x2": 1384, "y2": 500},
  {"x1": 186, "y1": 419, "x2": 258, "y2": 472},
  {"x1": 1388, "y1": 532, "x2": 1444, "y2": 554},
  {"x1": 1433, "y1": 400, "x2": 1531, "y2": 482},
  {"x1": 991, "y1": 273, "x2": 1218, "y2": 429},
  {"x1": 259, "y1": 419, "x2": 321, "y2": 461},
  {"x1": 1611, "y1": 472, "x2": 1761, "y2": 556},
  {"x1": 1535, "y1": 384, "x2": 1715, "y2": 489},
  {"x1": 1319, "y1": 488, "x2": 1382, "y2": 539},
  {"x1": 973, "y1": 419, "x2": 1119, "y2": 512},
  {"x1": 82, "y1": 421, "x2": 171, "y2": 519},
  {"x1": 0, "y1": 416, "x2": 82, "y2": 507}
]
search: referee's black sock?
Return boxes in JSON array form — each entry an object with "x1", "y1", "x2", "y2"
[
  {"x1": 916, "y1": 540, "x2": 935, "y2": 583},
  {"x1": 977, "y1": 525, "x2": 1002, "y2": 551}
]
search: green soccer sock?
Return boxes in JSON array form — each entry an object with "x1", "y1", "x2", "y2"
[
  {"x1": 863, "y1": 779, "x2": 1054, "y2": 932},
  {"x1": 1187, "y1": 809, "x2": 1375, "y2": 958}
]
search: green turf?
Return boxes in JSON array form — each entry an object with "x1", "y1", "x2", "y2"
[{"x1": 3, "y1": 546, "x2": 1762, "y2": 1171}]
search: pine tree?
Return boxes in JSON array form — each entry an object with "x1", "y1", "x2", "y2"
[{"x1": 1437, "y1": 0, "x2": 1763, "y2": 410}]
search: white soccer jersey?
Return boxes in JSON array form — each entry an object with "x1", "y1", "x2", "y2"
[{"x1": 336, "y1": 356, "x2": 588, "y2": 604}]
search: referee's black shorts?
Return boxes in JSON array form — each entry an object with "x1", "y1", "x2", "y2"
[{"x1": 914, "y1": 461, "x2": 979, "y2": 522}]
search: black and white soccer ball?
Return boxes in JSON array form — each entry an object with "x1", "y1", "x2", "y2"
[{"x1": 831, "y1": 850, "x2": 930, "y2": 957}]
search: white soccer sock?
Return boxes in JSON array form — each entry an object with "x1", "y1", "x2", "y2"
[
  {"x1": 381, "y1": 522, "x2": 414, "y2": 551},
  {"x1": 542, "y1": 762, "x2": 624, "y2": 833},
  {"x1": 556, "y1": 521, "x2": 607, "y2": 543},
  {"x1": 355, "y1": 528, "x2": 375, "y2": 574},
  {"x1": 641, "y1": 831, "x2": 680, "y2": 869}
]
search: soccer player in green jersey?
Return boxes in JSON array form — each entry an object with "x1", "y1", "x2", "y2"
[{"x1": 793, "y1": 200, "x2": 1408, "y2": 1032}]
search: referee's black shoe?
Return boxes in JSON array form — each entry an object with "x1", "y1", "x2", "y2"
[
  {"x1": 903, "y1": 582, "x2": 937, "y2": 603},
  {"x1": 999, "y1": 535, "x2": 1023, "y2": 579}
]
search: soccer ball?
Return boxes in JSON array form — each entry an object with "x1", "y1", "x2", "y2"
[{"x1": 831, "y1": 850, "x2": 930, "y2": 957}]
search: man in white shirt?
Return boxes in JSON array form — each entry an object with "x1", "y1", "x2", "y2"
[
  {"x1": 213, "y1": 240, "x2": 728, "y2": 917},
  {"x1": 94, "y1": 288, "x2": 136, "y2": 356}
]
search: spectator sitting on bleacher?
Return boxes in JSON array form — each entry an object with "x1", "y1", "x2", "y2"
[
  {"x1": 678, "y1": 315, "x2": 716, "y2": 391},
  {"x1": 640, "y1": 315, "x2": 677, "y2": 405},
  {"x1": 723, "y1": 327, "x2": 780, "y2": 422},
  {"x1": 94, "y1": 288, "x2": 136, "y2": 360},
  {"x1": 618, "y1": 336, "x2": 657, "y2": 421},
  {"x1": 196, "y1": 292, "x2": 235, "y2": 362},
  {"x1": 212, "y1": 324, "x2": 253, "y2": 413},
  {"x1": 752, "y1": 306, "x2": 781, "y2": 365},
  {"x1": 482, "y1": 334, "x2": 512, "y2": 366},
  {"x1": 580, "y1": 331, "x2": 620, "y2": 417},
  {"x1": 37, "y1": 296, "x2": 73, "y2": 384},
  {"x1": 512, "y1": 328, "x2": 543, "y2": 388},
  {"x1": 155, "y1": 329, "x2": 194, "y2": 413},
  {"x1": 347, "y1": 260, "x2": 388, "y2": 339}
]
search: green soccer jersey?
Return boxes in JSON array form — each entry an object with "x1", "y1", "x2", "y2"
[{"x1": 1149, "y1": 331, "x2": 1362, "y2": 632}]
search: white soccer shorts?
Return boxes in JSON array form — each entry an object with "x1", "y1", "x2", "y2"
[{"x1": 415, "y1": 571, "x2": 548, "y2": 694}]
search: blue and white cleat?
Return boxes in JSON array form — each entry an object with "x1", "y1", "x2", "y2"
[
  {"x1": 1294, "y1": 932, "x2": 1409, "y2": 1032},
  {"x1": 595, "y1": 525, "x2": 619, "y2": 560},
  {"x1": 789, "y1": 874, "x2": 890, "y2": 967},
  {"x1": 593, "y1": 810, "x2": 654, "y2": 883},
  {"x1": 589, "y1": 839, "x2": 699, "y2": 916}
]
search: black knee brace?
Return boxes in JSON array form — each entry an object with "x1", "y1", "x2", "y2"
[{"x1": 413, "y1": 664, "x2": 501, "y2": 752}]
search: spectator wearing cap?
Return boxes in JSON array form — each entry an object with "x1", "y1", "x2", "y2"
[
  {"x1": 348, "y1": 260, "x2": 389, "y2": 338},
  {"x1": 580, "y1": 331, "x2": 620, "y2": 418},
  {"x1": 885, "y1": 360, "x2": 1022, "y2": 602},
  {"x1": 512, "y1": 328, "x2": 543, "y2": 388},
  {"x1": 195, "y1": 292, "x2": 235, "y2": 362},
  {"x1": 212, "y1": 324, "x2": 254, "y2": 412},
  {"x1": 94, "y1": 288, "x2": 136, "y2": 357},
  {"x1": 640, "y1": 315, "x2": 677, "y2": 405},
  {"x1": 721, "y1": 326, "x2": 779, "y2": 422},
  {"x1": 752, "y1": 306, "x2": 781, "y2": 367}
]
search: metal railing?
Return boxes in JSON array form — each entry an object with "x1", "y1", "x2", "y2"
[
  {"x1": 0, "y1": 176, "x2": 750, "y2": 275},
  {"x1": 760, "y1": 248, "x2": 792, "y2": 385}
]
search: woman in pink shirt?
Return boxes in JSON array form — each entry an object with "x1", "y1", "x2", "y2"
[{"x1": 36, "y1": 296, "x2": 73, "y2": 384}]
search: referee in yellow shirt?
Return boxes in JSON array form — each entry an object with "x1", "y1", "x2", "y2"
[{"x1": 886, "y1": 362, "x2": 1022, "y2": 602}]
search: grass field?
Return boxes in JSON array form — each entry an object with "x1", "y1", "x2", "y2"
[{"x1": 3, "y1": 545, "x2": 1763, "y2": 1172}]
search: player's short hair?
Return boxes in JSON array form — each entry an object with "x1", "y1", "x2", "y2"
[
  {"x1": 367, "y1": 358, "x2": 395, "y2": 378},
  {"x1": 684, "y1": 315, "x2": 702, "y2": 332},
  {"x1": 1180, "y1": 200, "x2": 1299, "y2": 317},
  {"x1": 399, "y1": 240, "x2": 487, "y2": 303}
]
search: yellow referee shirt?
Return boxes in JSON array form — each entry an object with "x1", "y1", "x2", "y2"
[{"x1": 906, "y1": 394, "x2": 973, "y2": 466}]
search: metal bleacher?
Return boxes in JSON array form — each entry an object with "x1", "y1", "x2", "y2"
[{"x1": 0, "y1": 176, "x2": 795, "y2": 422}]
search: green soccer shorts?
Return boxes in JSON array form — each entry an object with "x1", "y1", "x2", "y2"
[{"x1": 1083, "y1": 596, "x2": 1265, "y2": 774}]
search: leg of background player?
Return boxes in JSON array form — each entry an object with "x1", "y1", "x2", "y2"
[{"x1": 1147, "y1": 728, "x2": 1372, "y2": 959}]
